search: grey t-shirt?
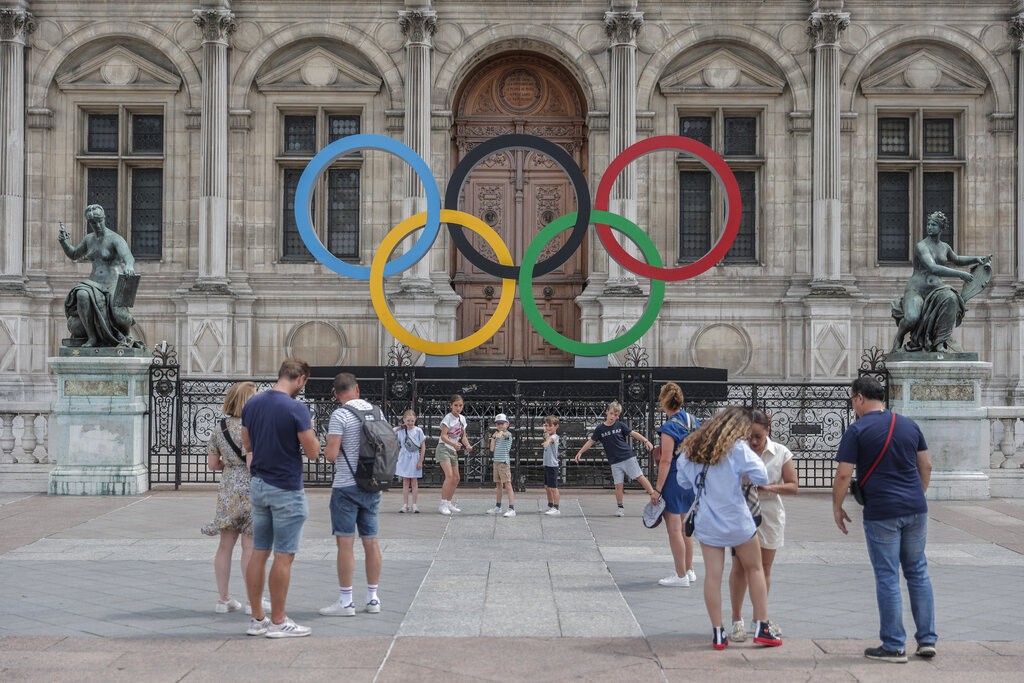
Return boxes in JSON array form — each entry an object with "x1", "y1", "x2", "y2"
[{"x1": 543, "y1": 433, "x2": 560, "y2": 467}]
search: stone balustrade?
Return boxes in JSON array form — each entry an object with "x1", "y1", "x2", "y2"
[
  {"x1": 0, "y1": 408, "x2": 49, "y2": 464},
  {"x1": 988, "y1": 406, "x2": 1024, "y2": 470}
]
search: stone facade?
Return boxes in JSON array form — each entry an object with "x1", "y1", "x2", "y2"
[{"x1": 2, "y1": 0, "x2": 1023, "y2": 406}]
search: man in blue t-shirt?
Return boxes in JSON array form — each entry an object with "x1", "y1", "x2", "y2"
[
  {"x1": 573, "y1": 400, "x2": 656, "y2": 516},
  {"x1": 832, "y1": 376, "x2": 936, "y2": 664},
  {"x1": 240, "y1": 358, "x2": 320, "y2": 639}
]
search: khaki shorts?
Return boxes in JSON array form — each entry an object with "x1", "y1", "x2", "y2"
[
  {"x1": 493, "y1": 461, "x2": 512, "y2": 483},
  {"x1": 435, "y1": 442, "x2": 458, "y2": 464}
]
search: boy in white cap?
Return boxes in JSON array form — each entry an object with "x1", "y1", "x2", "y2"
[{"x1": 487, "y1": 413, "x2": 516, "y2": 517}]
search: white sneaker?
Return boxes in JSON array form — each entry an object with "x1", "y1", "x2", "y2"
[
  {"x1": 486, "y1": 506, "x2": 501, "y2": 515},
  {"x1": 265, "y1": 618, "x2": 311, "y2": 638},
  {"x1": 658, "y1": 574, "x2": 690, "y2": 587},
  {"x1": 439, "y1": 501, "x2": 452, "y2": 516},
  {"x1": 365, "y1": 598, "x2": 381, "y2": 614},
  {"x1": 319, "y1": 601, "x2": 356, "y2": 617},
  {"x1": 503, "y1": 509, "x2": 516, "y2": 518},
  {"x1": 448, "y1": 501, "x2": 462, "y2": 512},
  {"x1": 398, "y1": 504, "x2": 408, "y2": 513},
  {"x1": 731, "y1": 619, "x2": 748, "y2": 642},
  {"x1": 246, "y1": 616, "x2": 270, "y2": 636},
  {"x1": 244, "y1": 597, "x2": 272, "y2": 615},
  {"x1": 686, "y1": 569, "x2": 698, "y2": 583},
  {"x1": 544, "y1": 508, "x2": 561, "y2": 516},
  {"x1": 412, "y1": 504, "x2": 420, "y2": 513},
  {"x1": 616, "y1": 507, "x2": 625, "y2": 517},
  {"x1": 215, "y1": 598, "x2": 242, "y2": 614}
]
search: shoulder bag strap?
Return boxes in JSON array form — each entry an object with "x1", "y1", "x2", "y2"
[
  {"x1": 694, "y1": 462, "x2": 710, "y2": 502},
  {"x1": 220, "y1": 418, "x2": 243, "y2": 457},
  {"x1": 337, "y1": 404, "x2": 361, "y2": 478},
  {"x1": 860, "y1": 413, "x2": 897, "y2": 487}
]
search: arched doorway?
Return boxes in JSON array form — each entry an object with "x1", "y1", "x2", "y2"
[{"x1": 451, "y1": 53, "x2": 588, "y2": 366}]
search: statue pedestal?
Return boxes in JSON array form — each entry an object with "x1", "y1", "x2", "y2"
[
  {"x1": 47, "y1": 356, "x2": 150, "y2": 495},
  {"x1": 887, "y1": 360, "x2": 991, "y2": 500}
]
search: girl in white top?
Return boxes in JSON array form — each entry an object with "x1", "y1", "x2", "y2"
[
  {"x1": 728, "y1": 409, "x2": 798, "y2": 642},
  {"x1": 436, "y1": 394, "x2": 472, "y2": 514},
  {"x1": 395, "y1": 409, "x2": 426, "y2": 513},
  {"x1": 676, "y1": 406, "x2": 780, "y2": 650}
]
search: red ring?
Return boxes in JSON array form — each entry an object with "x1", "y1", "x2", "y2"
[{"x1": 595, "y1": 135, "x2": 742, "y2": 282}]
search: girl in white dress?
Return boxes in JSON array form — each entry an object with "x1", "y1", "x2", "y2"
[
  {"x1": 395, "y1": 409, "x2": 426, "y2": 513},
  {"x1": 728, "y1": 409, "x2": 798, "y2": 641}
]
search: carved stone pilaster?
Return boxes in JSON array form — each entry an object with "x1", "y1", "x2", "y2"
[
  {"x1": 603, "y1": 10, "x2": 643, "y2": 47},
  {"x1": 1010, "y1": 14, "x2": 1024, "y2": 52},
  {"x1": 192, "y1": 9, "x2": 236, "y2": 44},
  {"x1": 0, "y1": 9, "x2": 35, "y2": 44},
  {"x1": 398, "y1": 9, "x2": 437, "y2": 46},
  {"x1": 806, "y1": 11, "x2": 849, "y2": 47}
]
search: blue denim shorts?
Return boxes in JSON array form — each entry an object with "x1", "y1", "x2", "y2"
[
  {"x1": 544, "y1": 466, "x2": 559, "y2": 488},
  {"x1": 330, "y1": 485, "x2": 381, "y2": 538},
  {"x1": 662, "y1": 463, "x2": 695, "y2": 515},
  {"x1": 250, "y1": 477, "x2": 309, "y2": 554}
]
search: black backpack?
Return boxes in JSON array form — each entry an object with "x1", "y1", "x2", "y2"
[{"x1": 338, "y1": 404, "x2": 400, "y2": 492}]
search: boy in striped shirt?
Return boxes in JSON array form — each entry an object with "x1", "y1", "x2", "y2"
[{"x1": 487, "y1": 414, "x2": 516, "y2": 518}]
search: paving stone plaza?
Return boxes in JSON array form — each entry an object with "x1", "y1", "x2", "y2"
[{"x1": 1, "y1": 489, "x2": 1022, "y2": 680}]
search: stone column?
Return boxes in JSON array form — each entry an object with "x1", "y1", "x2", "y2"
[
  {"x1": 192, "y1": 8, "x2": 236, "y2": 290},
  {"x1": 602, "y1": 9, "x2": 643, "y2": 295},
  {"x1": 807, "y1": 10, "x2": 849, "y2": 289},
  {"x1": 0, "y1": 7, "x2": 35, "y2": 290},
  {"x1": 1011, "y1": 14, "x2": 1024, "y2": 293},
  {"x1": 398, "y1": 7, "x2": 436, "y2": 292}
]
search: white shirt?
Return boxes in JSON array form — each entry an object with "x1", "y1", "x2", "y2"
[{"x1": 328, "y1": 398, "x2": 373, "y2": 489}]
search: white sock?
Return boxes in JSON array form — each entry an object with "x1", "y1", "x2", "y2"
[
  {"x1": 339, "y1": 586, "x2": 353, "y2": 606},
  {"x1": 367, "y1": 584, "x2": 378, "y2": 603}
]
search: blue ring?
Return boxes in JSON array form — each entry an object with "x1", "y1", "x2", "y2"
[{"x1": 294, "y1": 134, "x2": 441, "y2": 280}]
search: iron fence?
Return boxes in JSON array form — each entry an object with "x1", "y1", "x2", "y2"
[{"x1": 149, "y1": 348, "x2": 865, "y2": 490}]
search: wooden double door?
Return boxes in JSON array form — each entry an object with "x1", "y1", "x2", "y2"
[{"x1": 451, "y1": 54, "x2": 587, "y2": 366}]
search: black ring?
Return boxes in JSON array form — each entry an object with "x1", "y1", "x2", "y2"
[{"x1": 445, "y1": 134, "x2": 591, "y2": 279}]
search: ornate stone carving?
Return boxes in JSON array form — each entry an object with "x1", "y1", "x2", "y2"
[
  {"x1": 806, "y1": 11, "x2": 849, "y2": 46},
  {"x1": 398, "y1": 9, "x2": 437, "y2": 45},
  {"x1": 192, "y1": 9, "x2": 236, "y2": 44},
  {"x1": 0, "y1": 9, "x2": 36, "y2": 42},
  {"x1": 603, "y1": 10, "x2": 644, "y2": 47},
  {"x1": 1010, "y1": 14, "x2": 1024, "y2": 51}
]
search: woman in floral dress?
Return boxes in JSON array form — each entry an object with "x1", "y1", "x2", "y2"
[{"x1": 202, "y1": 381, "x2": 267, "y2": 614}]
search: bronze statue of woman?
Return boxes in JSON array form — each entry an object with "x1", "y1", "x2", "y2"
[
  {"x1": 891, "y1": 211, "x2": 991, "y2": 353},
  {"x1": 58, "y1": 204, "x2": 143, "y2": 348}
]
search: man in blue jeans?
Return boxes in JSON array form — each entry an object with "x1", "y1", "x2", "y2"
[
  {"x1": 241, "y1": 358, "x2": 320, "y2": 638},
  {"x1": 832, "y1": 376, "x2": 937, "y2": 663},
  {"x1": 318, "y1": 372, "x2": 384, "y2": 618}
]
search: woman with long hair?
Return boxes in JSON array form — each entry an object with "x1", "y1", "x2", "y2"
[
  {"x1": 728, "y1": 409, "x2": 798, "y2": 641},
  {"x1": 202, "y1": 381, "x2": 269, "y2": 615},
  {"x1": 676, "y1": 406, "x2": 781, "y2": 650},
  {"x1": 650, "y1": 382, "x2": 700, "y2": 587}
]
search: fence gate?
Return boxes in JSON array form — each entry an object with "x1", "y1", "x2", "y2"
[{"x1": 148, "y1": 347, "x2": 885, "y2": 490}]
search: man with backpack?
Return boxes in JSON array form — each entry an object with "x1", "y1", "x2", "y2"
[{"x1": 320, "y1": 372, "x2": 387, "y2": 617}]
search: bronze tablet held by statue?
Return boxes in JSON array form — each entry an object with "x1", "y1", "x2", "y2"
[
  {"x1": 57, "y1": 205, "x2": 144, "y2": 350},
  {"x1": 891, "y1": 211, "x2": 992, "y2": 354}
]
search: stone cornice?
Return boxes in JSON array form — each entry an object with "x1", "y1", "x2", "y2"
[
  {"x1": 603, "y1": 10, "x2": 643, "y2": 48},
  {"x1": 806, "y1": 11, "x2": 849, "y2": 47},
  {"x1": 1010, "y1": 14, "x2": 1024, "y2": 52},
  {"x1": 398, "y1": 9, "x2": 437, "y2": 46},
  {"x1": 192, "y1": 8, "x2": 236, "y2": 45},
  {"x1": 0, "y1": 8, "x2": 35, "y2": 43}
]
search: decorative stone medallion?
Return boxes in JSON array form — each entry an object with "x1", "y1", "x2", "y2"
[{"x1": 498, "y1": 68, "x2": 542, "y2": 111}]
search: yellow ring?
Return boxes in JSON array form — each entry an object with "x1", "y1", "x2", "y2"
[{"x1": 370, "y1": 209, "x2": 516, "y2": 356}]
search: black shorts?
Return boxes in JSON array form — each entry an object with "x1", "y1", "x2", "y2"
[{"x1": 544, "y1": 466, "x2": 559, "y2": 488}]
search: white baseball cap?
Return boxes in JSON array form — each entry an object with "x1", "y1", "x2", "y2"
[{"x1": 494, "y1": 413, "x2": 508, "y2": 423}]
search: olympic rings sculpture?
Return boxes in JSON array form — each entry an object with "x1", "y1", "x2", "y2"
[{"x1": 296, "y1": 133, "x2": 740, "y2": 357}]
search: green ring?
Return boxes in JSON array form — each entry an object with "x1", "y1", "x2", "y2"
[{"x1": 520, "y1": 210, "x2": 665, "y2": 356}]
